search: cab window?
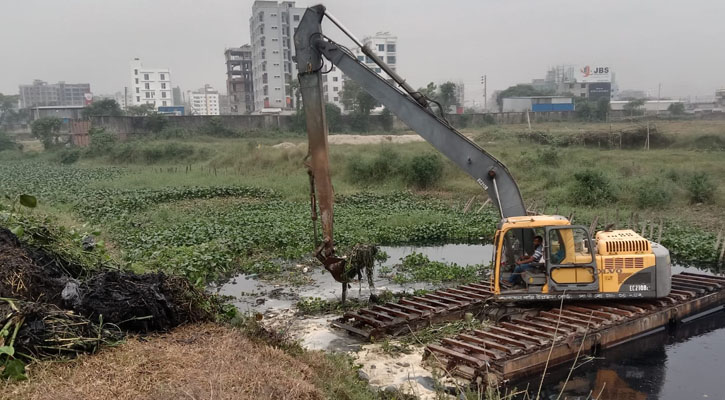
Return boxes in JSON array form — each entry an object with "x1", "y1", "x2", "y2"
[{"x1": 548, "y1": 227, "x2": 592, "y2": 264}]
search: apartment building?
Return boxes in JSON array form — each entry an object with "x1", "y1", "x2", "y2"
[
  {"x1": 352, "y1": 32, "x2": 398, "y2": 78},
  {"x1": 129, "y1": 58, "x2": 173, "y2": 109},
  {"x1": 19, "y1": 80, "x2": 91, "y2": 108},
  {"x1": 249, "y1": 1, "x2": 305, "y2": 111},
  {"x1": 188, "y1": 85, "x2": 220, "y2": 115},
  {"x1": 225, "y1": 45, "x2": 254, "y2": 114}
]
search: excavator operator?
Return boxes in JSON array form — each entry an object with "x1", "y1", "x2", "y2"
[{"x1": 503, "y1": 235, "x2": 544, "y2": 288}]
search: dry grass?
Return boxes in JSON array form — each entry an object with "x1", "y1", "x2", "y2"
[{"x1": 3, "y1": 323, "x2": 326, "y2": 400}]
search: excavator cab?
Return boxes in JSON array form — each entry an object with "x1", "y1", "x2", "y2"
[{"x1": 493, "y1": 216, "x2": 600, "y2": 300}]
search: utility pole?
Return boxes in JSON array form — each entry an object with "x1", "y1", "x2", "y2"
[{"x1": 481, "y1": 75, "x2": 487, "y2": 111}]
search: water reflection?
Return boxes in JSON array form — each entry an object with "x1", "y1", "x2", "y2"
[{"x1": 509, "y1": 309, "x2": 725, "y2": 400}]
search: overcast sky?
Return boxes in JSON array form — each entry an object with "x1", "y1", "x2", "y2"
[{"x1": 2, "y1": 0, "x2": 724, "y2": 103}]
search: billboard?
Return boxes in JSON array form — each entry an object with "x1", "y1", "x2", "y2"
[
  {"x1": 578, "y1": 65, "x2": 611, "y2": 83},
  {"x1": 588, "y1": 82, "x2": 612, "y2": 101}
]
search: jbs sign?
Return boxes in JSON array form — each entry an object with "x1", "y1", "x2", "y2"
[{"x1": 578, "y1": 65, "x2": 611, "y2": 83}]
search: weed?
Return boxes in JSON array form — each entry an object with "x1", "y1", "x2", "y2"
[
  {"x1": 56, "y1": 148, "x2": 81, "y2": 165},
  {"x1": 391, "y1": 252, "x2": 484, "y2": 284},
  {"x1": 686, "y1": 172, "x2": 716, "y2": 203},
  {"x1": 403, "y1": 153, "x2": 443, "y2": 189},
  {"x1": 570, "y1": 169, "x2": 616, "y2": 206},
  {"x1": 636, "y1": 179, "x2": 672, "y2": 208}
]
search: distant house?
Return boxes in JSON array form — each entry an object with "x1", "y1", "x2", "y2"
[{"x1": 502, "y1": 96, "x2": 574, "y2": 113}]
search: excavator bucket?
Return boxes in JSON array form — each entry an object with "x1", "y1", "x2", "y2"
[{"x1": 322, "y1": 256, "x2": 347, "y2": 282}]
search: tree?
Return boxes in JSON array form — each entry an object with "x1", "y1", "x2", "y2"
[
  {"x1": 595, "y1": 98, "x2": 610, "y2": 121},
  {"x1": 126, "y1": 104, "x2": 156, "y2": 116},
  {"x1": 341, "y1": 80, "x2": 377, "y2": 115},
  {"x1": 325, "y1": 103, "x2": 342, "y2": 132},
  {"x1": 437, "y1": 81, "x2": 458, "y2": 113},
  {"x1": 668, "y1": 102, "x2": 685, "y2": 116},
  {"x1": 289, "y1": 80, "x2": 302, "y2": 112},
  {"x1": 0, "y1": 93, "x2": 24, "y2": 127},
  {"x1": 623, "y1": 99, "x2": 645, "y2": 116},
  {"x1": 82, "y1": 99, "x2": 123, "y2": 118},
  {"x1": 380, "y1": 107, "x2": 394, "y2": 131},
  {"x1": 31, "y1": 117, "x2": 63, "y2": 149},
  {"x1": 418, "y1": 82, "x2": 437, "y2": 99},
  {"x1": 496, "y1": 84, "x2": 553, "y2": 110}
]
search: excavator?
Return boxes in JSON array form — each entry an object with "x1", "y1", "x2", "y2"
[{"x1": 294, "y1": 5, "x2": 671, "y2": 302}]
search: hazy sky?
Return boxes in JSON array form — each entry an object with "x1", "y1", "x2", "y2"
[{"x1": 2, "y1": 0, "x2": 724, "y2": 103}]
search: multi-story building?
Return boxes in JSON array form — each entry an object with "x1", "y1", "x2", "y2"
[
  {"x1": 130, "y1": 58, "x2": 174, "y2": 109},
  {"x1": 19, "y1": 80, "x2": 91, "y2": 108},
  {"x1": 225, "y1": 45, "x2": 254, "y2": 114},
  {"x1": 249, "y1": 1, "x2": 305, "y2": 111},
  {"x1": 321, "y1": 66, "x2": 344, "y2": 111},
  {"x1": 352, "y1": 32, "x2": 398, "y2": 78},
  {"x1": 188, "y1": 85, "x2": 220, "y2": 115}
]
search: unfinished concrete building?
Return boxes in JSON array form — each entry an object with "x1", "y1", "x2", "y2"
[{"x1": 225, "y1": 45, "x2": 254, "y2": 114}]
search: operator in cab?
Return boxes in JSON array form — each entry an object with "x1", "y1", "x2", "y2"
[{"x1": 503, "y1": 235, "x2": 544, "y2": 288}]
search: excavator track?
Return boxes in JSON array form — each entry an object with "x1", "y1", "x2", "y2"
[
  {"x1": 423, "y1": 272, "x2": 725, "y2": 384},
  {"x1": 331, "y1": 282, "x2": 496, "y2": 339}
]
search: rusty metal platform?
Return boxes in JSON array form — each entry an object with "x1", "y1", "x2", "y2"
[
  {"x1": 423, "y1": 272, "x2": 725, "y2": 384},
  {"x1": 331, "y1": 282, "x2": 496, "y2": 338}
]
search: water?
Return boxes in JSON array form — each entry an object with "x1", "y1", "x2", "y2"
[
  {"x1": 507, "y1": 263, "x2": 725, "y2": 400},
  {"x1": 509, "y1": 309, "x2": 725, "y2": 400},
  {"x1": 212, "y1": 243, "x2": 493, "y2": 313},
  {"x1": 215, "y1": 244, "x2": 725, "y2": 399}
]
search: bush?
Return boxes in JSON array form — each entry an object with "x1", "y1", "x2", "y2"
[
  {"x1": 403, "y1": 153, "x2": 443, "y2": 189},
  {"x1": 537, "y1": 147, "x2": 560, "y2": 167},
  {"x1": 380, "y1": 107, "x2": 394, "y2": 131},
  {"x1": 31, "y1": 117, "x2": 63, "y2": 149},
  {"x1": 86, "y1": 127, "x2": 117, "y2": 157},
  {"x1": 636, "y1": 180, "x2": 672, "y2": 208},
  {"x1": 202, "y1": 117, "x2": 237, "y2": 137},
  {"x1": 570, "y1": 169, "x2": 616, "y2": 206},
  {"x1": 344, "y1": 146, "x2": 400, "y2": 184},
  {"x1": 56, "y1": 148, "x2": 81, "y2": 164},
  {"x1": 686, "y1": 172, "x2": 716, "y2": 203},
  {"x1": 0, "y1": 131, "x2": 16, "y2": 151},
  {"x1": 145, "y1": 113, "x2": 168, "y2": 133},
  {"x1": 325, "y1": 103, "x2": 342, "y2": 132}
]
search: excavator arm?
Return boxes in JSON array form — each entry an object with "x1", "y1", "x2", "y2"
[{"x1": 295, "y1": 5, "x2": 528, "y2": 282}]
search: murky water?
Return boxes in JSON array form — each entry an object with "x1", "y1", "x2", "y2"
[
  {"x1": 215, "y1": 244, "x2": 725, "y2": 399},
  {"x1": 508, "y1": 263, "x2": 725, "y2": 400},
  {"x1": 212, "y1": 243, "x2": 493, "y2": 313}
]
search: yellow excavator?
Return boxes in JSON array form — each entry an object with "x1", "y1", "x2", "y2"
[{"x1": 294, "y1": 5, "x2": 671, "y2": 302}]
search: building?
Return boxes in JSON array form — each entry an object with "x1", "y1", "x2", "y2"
[
  {"x1": 172, "y1": 86, "x2": 183, "y2": 106},
  {"x1": 19, "y1": 80, "x2": 91, "y2": 108},
  {"x1": 249, "y1": 1, "x2": 305, "y2": 111},
  {"x1": 130, "y1": 58, "x2": 174, "y2": 109},
  {"x1": 321, "y1": 66, "x2": 344, "y2": 111},
  {"x1": 188, "y1": 85, "x2": 220, "y2": 115},
  {"x1": 527, "y1": 64, "x2": 617, "y2": 101},
  {"x1": 502, "y1": 96, "x2": 574, "y2": 113},
  {"x1": 716, "y1": 89, "x2": 725, "y2": 106},
  {"x1": 352, "y1": 32, "x2": 397, "y2": 78},
  {"x1": 225, "y1": 45, "x2": 255, "y2": 114},
  {"x1": 610, "y1": 99, "x2": 682, "y2": 113}
]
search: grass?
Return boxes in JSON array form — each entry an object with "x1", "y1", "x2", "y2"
[{"x1": 2, "y1": 322, "x2": 398, "y2": 400}]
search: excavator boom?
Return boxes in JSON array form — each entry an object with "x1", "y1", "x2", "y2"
[{"x1": 295, "y1": 5, "x2": 526, "y2": 219}]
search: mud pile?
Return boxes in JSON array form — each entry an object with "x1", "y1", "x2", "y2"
[
  {"x1": 0, "y1": 226, "x2": 212, "y2": 356},
  {"x1": 1, "y1": 299, "x2": 123, "y2": 358}
]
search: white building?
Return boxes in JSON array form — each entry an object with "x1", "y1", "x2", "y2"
[
  {"x1": 249, "y1": 1, "x2": 305, "y2": 111},
  {"x1": 321, "y1": 66, "x2": 344, "y2": 111},
  {"x1": 352, "y1": 32, "x2": 397, "y2": 79},
  {"x1": 130, "y1": 58, "x2": 173, "y2": 109},
  {"x1": 188, "y1": 85, "x2": 220, "y2": 115}
]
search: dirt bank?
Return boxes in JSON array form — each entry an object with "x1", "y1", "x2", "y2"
[{"x1": 2, "y1": 323, "x2": 326, "y2": 400}]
